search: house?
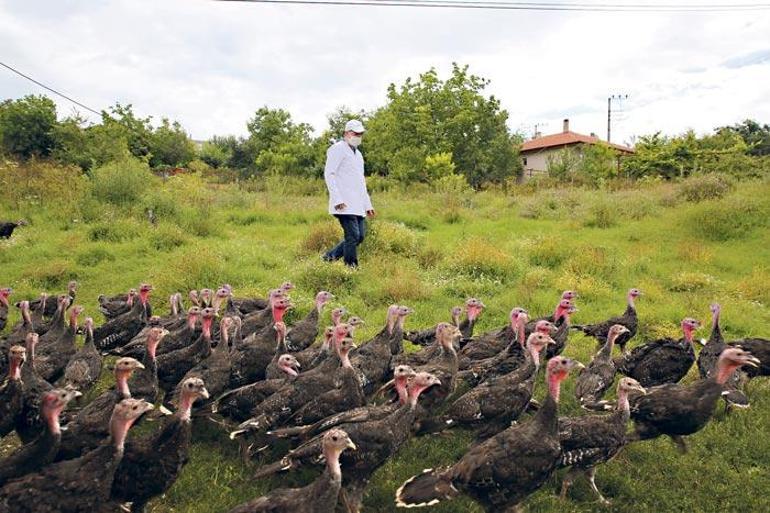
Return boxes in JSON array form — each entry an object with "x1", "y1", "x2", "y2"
[{"x1": 519, "y1": 119, "x2": 634, "y2": 179}]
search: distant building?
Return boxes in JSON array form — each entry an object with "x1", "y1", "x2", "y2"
[{"x1": 519, "y1": 119, "x2": 634, "y2": 179}]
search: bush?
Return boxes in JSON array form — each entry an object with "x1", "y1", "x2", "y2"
[
  {"x1": 582, "y1": 199, "x2": 618, "y2": 228},
  {"x1": 668, "y1": 271, "x2": 719, "y2": 292},
  {"x1": 297, "y1": 259, "x2": 359, "y2": 295},
  {"x1": 88, "y1": 219, "x2": 142, "y2": 242},
  {"x1": 734, "y1": 268, "x2": 770, "y2": 304},
  {"x1": 75, "y1": 245, "x2": 115, "y2": 266},
  {"x1": 149, "y1": 224, "x2": 189, "y2": 251},
  {"x1": 0, "y1": 159, "x2": 88, "y2": 212},
  {"x1": 677, "y1": 174, "x2": 735, "y2": 202},
  {"x1": 518, "y1": 189, "x2": 577, "y2": 220},
  {"x1": 375, "y1": 263, "x2": 433, "y2": 303},
  {"x1": 300, "y1": 221, "x2": 341, "y2": 253},
  {"x1": 23, "y1": 259, "x2": 78, "y2": 289},
  {"x1": 363, "y1": 221, "x2": 421, "y2": 257},
  {"x1": 685, "y1": 196, "x2": 769, "y2": 241},
  {"x1": 525, "y1": 236, "x2": 570, "y2": 268},
  {"x1": 91, "y1": 158, "x2": 154, "y2": 205},
  {"x1": 448, "y1": 236, "x2": 518, "y2": 280}
]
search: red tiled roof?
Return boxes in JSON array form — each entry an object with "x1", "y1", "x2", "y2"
[{"x1": 521, "y1": 131, "x2": 634, "y2": 153}]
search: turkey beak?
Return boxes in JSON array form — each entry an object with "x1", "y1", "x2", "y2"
[
  {"x1": 292, "y1": 359, "x2": 301, "y2": 371},
  {"x1": 698, "y1": 338, "x2": 708, "y2": 347},
  {"x1": 631, "y1": 383, "x2": 647, "y2": 395},
  {"x1": 546, "y1": 337, "x2": 556, "y2": 346},
  {"x1": 199, "y1": 387, "x2": 210, "y2": 400},
  {"x1": 346, "y1": 439, "x2": 357, "y2": 451},
  {"x1": 744, "y1": 356, "x2": 760, "y2": 368},
  {"x1": 134, "y1": 362, "x2": 146, "y2": 370}
]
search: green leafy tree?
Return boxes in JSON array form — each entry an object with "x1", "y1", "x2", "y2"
[
  {"x1": 102, "y1": 103, "x2": 153, "y2": 161},
  {"x1": 199, "y1": 140, "x2": 231, "y2": 168},
  {"x1": 364, "y1": 64, "x2": 520, "y2": 188},
  {"x1": 0, "y1": 95, "x2": 58, "y2": 159},
  {"x1": 717, "y1": 119, "x2": 770, "y2": 156},
  {"x1": 149, "y1": 118, "x2": 196, "y2": 168},
  {"x1": 245, "y1": 107, "x2": 317, "y2": 177},
  {"x1": 52, "y1": 114, "x2": 130, "y2": 172},
  {"x1": 577, "y1": 142, "x2": 620, "y2": 185},
  {"x1": 546, "y1": 147, "x2": 580, "y2": 180}
]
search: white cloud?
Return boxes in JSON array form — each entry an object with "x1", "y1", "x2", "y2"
[{"x1": 1, "y1": 0, "x2": 769, "y2": 144}]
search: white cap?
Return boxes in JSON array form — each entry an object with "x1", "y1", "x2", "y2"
[{"x1": 344, "y1": 119, "x2": 365, "y2": 133}]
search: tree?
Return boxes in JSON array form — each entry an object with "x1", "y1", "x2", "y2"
[
  {"x1": 577, "y1": 142, "x2": 619, "y2": 185},
  {"x1": 102, "y1": 103, "x2": 153, "y2": 161},
  {"x1": 245, "y1": 107, "x2": 317, "y2": 177},
  {"x1": 717, "y1": 119, "x2": 770, "y2": 156},
  {"x1": 149, "y1": 118, "x2": 196, "y2": 168},
  {"x1": 52, "y1": 114, "x2": 130, "y2": 172},
  {"x1": 0, "y1": 95, "x2": 58, "y2": 159},
  {"x1": 363, "y1": 64, "x2": 520, "y2": 188}
]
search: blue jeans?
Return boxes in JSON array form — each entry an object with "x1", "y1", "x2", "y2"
[{"x1": 324, "y1": 215, "x2": 366, "y2": 267}]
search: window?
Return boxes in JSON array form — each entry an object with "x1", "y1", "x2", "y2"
[{"x1": 522, "y1": 157, "x2": 528, "y2": 166}]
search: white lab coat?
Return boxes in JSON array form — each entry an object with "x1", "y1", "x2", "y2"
[{"x1": 324, "y1": 141, "x2": 373, "y2": 216}]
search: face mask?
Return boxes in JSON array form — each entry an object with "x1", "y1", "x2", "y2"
[{"x1": 347, "y1": 135, "x2": 362, "y2": 147}]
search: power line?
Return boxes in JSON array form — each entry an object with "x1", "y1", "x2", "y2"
[
  {"x1": 215, "y1": 0, "x2": 770, "y2": 12},
  {"x1": 0, "y1": 60, "x2": 102, "y2": 116}
]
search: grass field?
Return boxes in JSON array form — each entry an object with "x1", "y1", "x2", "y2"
[{"x1": 1, "y1": 168, "x2": 770, "y2": 512}]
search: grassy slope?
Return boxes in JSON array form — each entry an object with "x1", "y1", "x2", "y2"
[{"x1": 1, "y1": 176, "x2": 769, "y2": 512}]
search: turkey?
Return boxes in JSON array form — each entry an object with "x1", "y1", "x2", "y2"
[
  {"x1": 98, "y1": 288, "x2": 137, "y2": 321},
  {"x1": 573, "y1": 288, "x2": 641, "y2": 354},
  {"x1": 173, "y1": 316, "x2": 234, "y2": 404},
  {"x1": 224, "y1": 281, "x2": 294, "y2": 316},
  {"x1": 411, "y1": 322, "x2": 461, "y2": 414},
  {"x1": 0, "y1": 288, "x2": 11, "y2": 333},
  {"x1": 265, "y1": 365, "x2": 415, "y2": 444},
  {"x1": 629, "y1": 347, "x2": 759, "y2": 452},
  {"x1": 230, "y1": 336, "x2": 358, "y2": 442},
  {"x1": 157, "y1": 307, "x2": 215, "y2": 393},
  {"x1": 59, "y1": 316, "x2": 102, "y2": 393},
  {"x1": 0, "y1": 388, "x2": 81, "y2": 487},
  {"x1": 0, "y1": 300, "x2": 33, "y2": 375},
  {"x1": 29, "y1": 281, "x2": 78, "y2": 321},
  {"x1": 56, "y1": 357, "x2": 145, "y2": 461},
  {"x1": 0, "y1": 219, "x2": 27, "y2": 239},
  {"x1": 111, "y1": 378, "x2": 210, "y2": 513},
  {"x1": 545, "y1": 303, "x2": 577, "y2": 360},
  {"x1": 212, "y1": 353, "x2": 300, "y2": 422},
  {"x1": 456, "y1": 314, "x2": 551, "y2": 389},
  {"x1": 283, "y1": 331, "x2": 363, "y2": 427},
  {"x1": 0, "y1": 345, "x2": 26, "y2": 437},
  {"x1": 28, "y1": 293, "x2": 49, "y2": 333},
  {"x1": 574, "y1": 324, "x2": 630, "y2": 409},
  {"x1": 286, "y1": 291, "x2": 334, "y2": 351},
  {"x1": 16, "y1": 333, "x2": 53, "y2": 444},
  {"x1": 228, "y1": 429, "x2": 356, "y2": 513},
  {"x1": 558, "y1": 377, "x2": 647, "y2": 505},
  {"x1": 615, "y1": 318, "x2": 699, "y2": 387},
  {"x1": 420, "y1": 331, "x2": 554, "y2": 439},
  {"x1": 456, "y1": 307, "x2": 526, "y2": 369},
  {"x1": 350, "y1": 305, "x2": 412, "y2": 395},
  {"x1": 127, "y1": 326, "x2": 169, "y2": 404},
  {"x1": 265, "y1": 322, "x2": 292, "y2": 379},
  {"x1": 94, "y1": 283, "x2": 153, "y2": 351},
  {"x1": 395, "y1": 357, "x2": 583, "y2": 512},
  {"x1": 395, "y1": 322, "x2": 457, "y2": 369},
  {"x1": 526, "y1": 292, "x2": 576, "y2": 329},
  {"x1": 405, "y1": 298, "x2": 485, "y2": 347},
  {"x1": 240, "y1": 289, "x2": 289, "y2": 338},
  {"x1": 262, "y1": 372, "x2": 441, "y2": 513},
  {"x1": 0, "y1": 398, "x2": 154, "y2": 513},
  {"x1": 230, "y1": 297, "x2": 293, "y2": 386},
  {"x1": 697, "y1": 304, "x2": 748, "y2": 408},
  {"x1": 728, "y1": 338, "x2": 770, "y2": 378},
  {"x1": 36, "y1": 301, "x2": 83, "y2": 382},
  {"x1": 118, "y1": 305, "x2": 199, "y2": 358}
]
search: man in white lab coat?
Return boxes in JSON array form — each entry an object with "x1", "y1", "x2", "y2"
[{"x1": 322, "y1": 119, "x2": 375, "y2": 268}]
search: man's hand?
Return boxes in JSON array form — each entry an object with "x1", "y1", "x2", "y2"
[
  {"x1": 366, "y1": 209, "x2": 376, "y2": 217},
  {"x1": 334, "y1": 203, "x2": 347, "y2": 211}
]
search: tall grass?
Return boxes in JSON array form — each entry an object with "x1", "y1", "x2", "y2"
[{"x1": 1, "y1": 169, "x2": 770, "y2": 513}]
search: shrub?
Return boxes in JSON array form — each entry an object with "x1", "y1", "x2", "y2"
[
  {"x1": 525, "y1": 236, "x2": 570, "y2": 269},
  {"x1": 376, "y1": 264, "x2": 433, "y2": 303},
  {"x1": 149, "y1": 224, "x2": 189, "y2": 251},
  {"x1": 668, "y1": 271, "x2": 719, "y2": 292},
  {"x1": 0, "y1": 159, "x2": 88, "y2": 212},
  {"x1": 448, "y1": 237, "x2": 518, "y2": 280},
  {"x1": 88, "y1": 219, "x2": 142, "y2": 242},
  {"x1": 297, "y1": 259, "x2": 359, "y2": 295},
  {"x1": 363, "y1": 221, "x2": 421, "y2": 257},
  {"x1": 75, "y1": 245, "x2": 115, "y2": 266},
  {"x1": 416, "y1": 245, "x2": 445, "y2": 269},
  {"x1": 678, "y1": 174, "x2": 735, "y2": 203},
  {"x1": 734, "y1": 268, "x2": 770, "y2": 304},
  {"x1": 300, "y1": 221, "x2": 341, "y2": 253},
  {"x1": 518, "y1": 189, "x2": 577, "y2": 220},
  {"x1": 23, "y1": 259, "x2": 78, "y2": 289},
  {"x1": 583, "y1": 199, "x2": 618, "y2": 228},
  {"x1": 150, "y1": 245, "x2": 226, "y2": 293},
  {"x1": 685, "y1": 196, "x2": 769, "y2": 241},
  {"x1": 91, "y1": 158, "x2": 154, "y2": 206}
]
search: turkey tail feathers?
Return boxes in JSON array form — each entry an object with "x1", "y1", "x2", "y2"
[{"x1": 395, "y1": 468, "x2": 457, "y2": 508}]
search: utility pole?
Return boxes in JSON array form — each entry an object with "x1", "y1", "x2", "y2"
[{"x1": 607, "y1": 94, "x2": 628, "y2": 143}]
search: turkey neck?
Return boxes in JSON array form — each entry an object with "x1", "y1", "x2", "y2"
[
  {"x1": 535, "y1": 374, "x2": 563, "y2": 433},
  {"x1": 311, "y1": 447, "x2": 345, "y2": 510},
  {"x1": 116, "y1": 371, "x2": 132, "y2": 398},
  {"x1": 627, "y1": 292, "x2": 637, "y2": 311},
  {"x1": 715, "y1": 362, "x2": 741, "y2": 385},
  {"x1": 8, "y1": 357, "x2": 22, "y2": 381},
  {"x1": 395, "y1": 378, "x2": 409, "y2": 405},
  {"x1": 598, "y1": 331, "x2": 618, "y2": 359},
  {"x1": 616, "y1": 388, "x2": 631, "y2": 422},
  {"x1": 709, "y1": 308, "x2": 722, "y2": 344},
  {"x1": 178, "y1": 392, "x2": 197, "y2": 422},
  {"x1": 20, "y1": 302, "x2": 32, "y2": 328},
  {"x1": 45, "y1": 404, "x2": 64, "y2": 436}
]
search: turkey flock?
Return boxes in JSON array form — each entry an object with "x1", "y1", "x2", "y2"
[{"x1": 0, "y1": 281, "x2": 768, "y2": 513}]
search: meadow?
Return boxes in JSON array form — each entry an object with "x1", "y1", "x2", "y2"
[{"x1": 1, "y1": 164, "x2": 770, "y2": 512}]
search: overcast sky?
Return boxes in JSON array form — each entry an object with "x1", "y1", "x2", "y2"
[{"x1": 1, "y1": 0, "x2": 769, "y2": 146}]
